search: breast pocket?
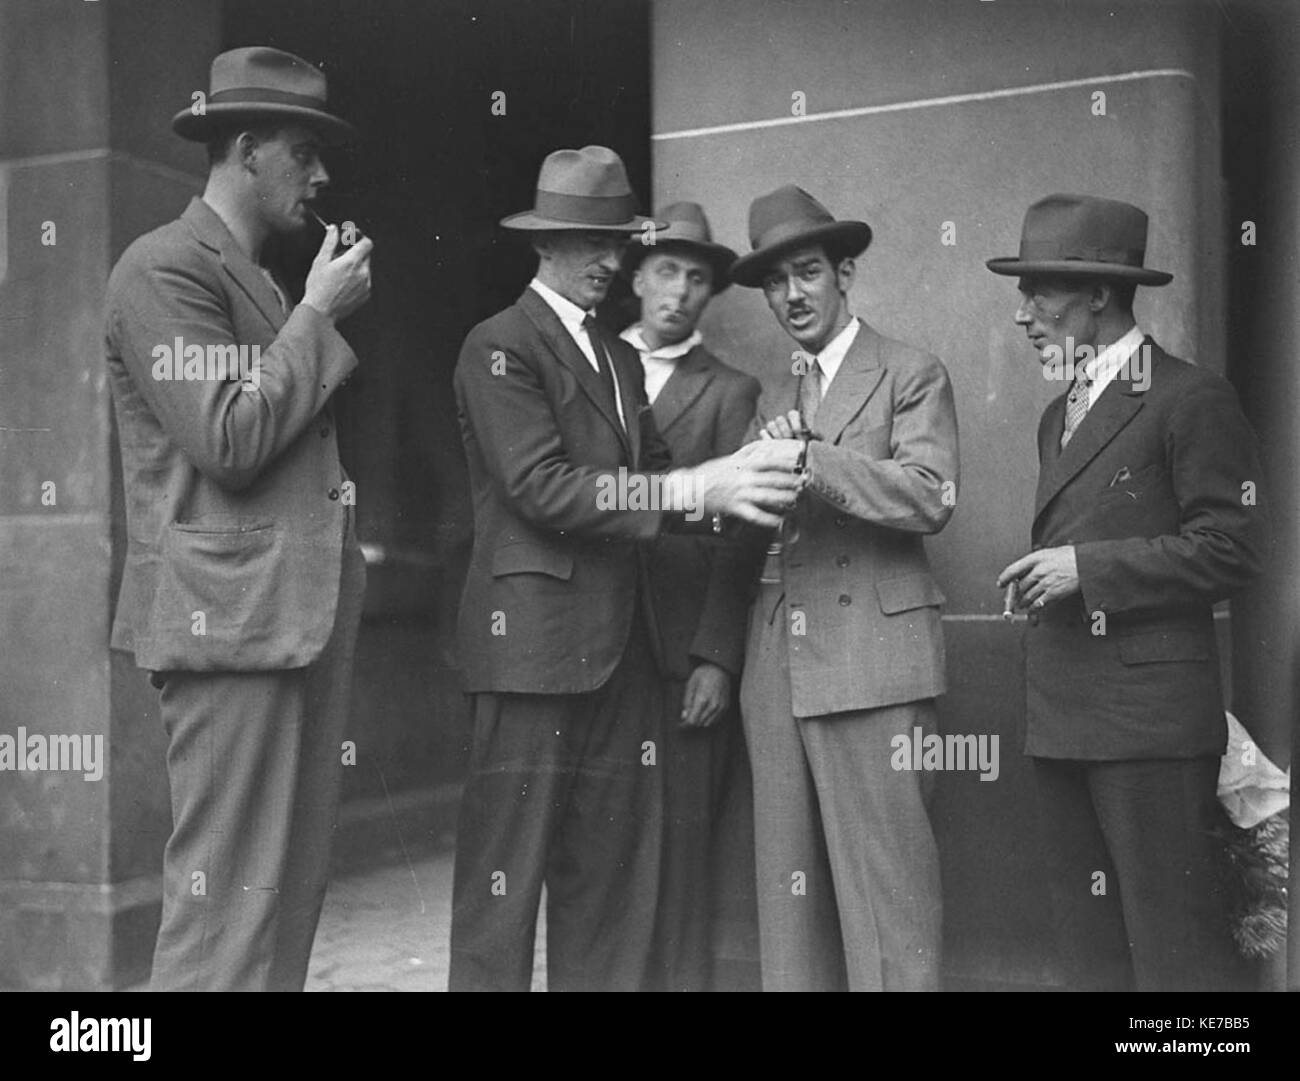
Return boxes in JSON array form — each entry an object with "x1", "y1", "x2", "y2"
[
  {"x1": 1097, "y1": 461, "x2": 1165, "y2": 503},
  {"x1": 846, "y1": 421, "x2": 893, "y2": 459}
]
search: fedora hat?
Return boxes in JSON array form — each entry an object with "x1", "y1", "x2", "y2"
[
  {"x1": 501, "y1": 146, "x2": 664, "y2": 233},
  {"x1": 172, "y1": 47, "x2": 355, "y2": 145},
  {"x1": 621, "y1": 201, "x2": 737, "y2": 293},
  {"x1": 731, "y1": 185, "x2": 871, "y2": 288},
  {"x1": 986, "y1": 193, "x2": 1172, "y2": 285}
]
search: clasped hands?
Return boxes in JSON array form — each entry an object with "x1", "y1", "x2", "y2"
[{"x1": 674, "y1": 413, "x2": 810, "y2": 529}]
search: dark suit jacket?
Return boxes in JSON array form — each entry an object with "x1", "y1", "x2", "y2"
[
  {"x1": 104, "y1": 198, "x2": 359, "y2": 672},
  {"x1": 454, "y1": 287, "x2": 678, "y2": 695},
  {"x1": 642, "y1": 344, "x2": 760, "y2": 679},
  {"x1": 1025, "y1": 338, "x2": 1268, "y2": 760},
  {"x1": 752, "y1": 320, "x2": 959, "y2": 717}
]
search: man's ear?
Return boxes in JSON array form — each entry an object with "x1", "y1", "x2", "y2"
[
  {"x1": 836, "y1": 255, "x2": 856, "y2": 293},
  {"x1": 1089, "y1": 281, "x2": 1112, "y2": 313},
  {"x1": 235, "y1": 130, "x2": 261, "y2": 172},
  {"x1": 630, "y1": 265, "x2": 647, "y2": 299}
]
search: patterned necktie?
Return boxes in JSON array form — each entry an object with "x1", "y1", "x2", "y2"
[
  {"x1": 582, "y1": 314, "x2": 623, "y2": 426},
  {"x1": 1060, "y1": 363, "x2": 1093, "y2": 448},
  {"x1": 798, "y1": 356, "x2": 823, "y2": 434}
]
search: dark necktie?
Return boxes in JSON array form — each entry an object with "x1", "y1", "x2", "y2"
[{"x1": 582, "y1": 314, "x2": 623, "y2": 426}]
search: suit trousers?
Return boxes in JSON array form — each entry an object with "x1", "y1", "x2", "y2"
[
  {"x1": 740, "y1": 585, "x2": 942, "y2": 991},
  {"x1": 644, "y1": 691, "x2": 759, "y2": 992},
  {"x1": 1032, "y1": 755, "x2": 1248, "y2": 991},
  {"x1": 149, "y1": 527, "x2": 366, "y2": 992},
  {"x1": 448, "y1": 612, "x2": 665, "y2": 992}
]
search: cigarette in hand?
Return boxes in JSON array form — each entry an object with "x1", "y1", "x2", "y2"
[{"x1": 1002, "y1": 581, "x2": 1017, "y2": 621}]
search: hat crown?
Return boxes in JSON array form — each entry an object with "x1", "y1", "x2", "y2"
[
  {"x1": 1019, "y1": 193, "x2": 1150, "y2": 266},
  {"x1": 748, "y1": 184, "x2": 836, "y2": 252},
  {"x1": 504, "y1": 145, "x2": 645, "y2": 229},
  {"x1": 537, "y1": 145, "x2": 633, "y2": 200},
  {"x1": 208, "y1": 46, "x2": 328, "y2": 106},
  {"x1": 652, "y1": 201, "x2": 715, "y2": 245}
]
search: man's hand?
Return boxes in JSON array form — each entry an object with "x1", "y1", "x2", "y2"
[
  {"x1": 681, "y1": 663, "x2": 731, "y2": 728},
  {"x1": 302, "y1": 225, "x2": 374, "y2": 324},
  {"x1": 758, "y1": 408, "x2": 809, "y2": 441},
  {"x1": 996, "y1": 546, "x2": 1080, "y2": 610},
  {"x1": 678, "y1": 442, "x2": 802, "y2": 529}
]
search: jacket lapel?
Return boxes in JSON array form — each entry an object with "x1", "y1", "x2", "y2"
[
  {"x1": 517, "y1": 288, "x2": 631, "y2": 457},
  {"x1": 815, "y1": 320, "x2": 885, "y2": 444},
  {"x1": 651, "y1": 346, "x2": 714, "y2": 435},
  {"x1": 182, "y1": 198, "x2": 286, "y2": 333},
  {"x1": 1032, "y1": 338, "x2": 1155, "y2": 523}
]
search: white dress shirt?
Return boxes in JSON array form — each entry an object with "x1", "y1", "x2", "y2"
[
  {"x1": 810, "y1": 316, "x2": 861, "y2": 396},
  {"x1": 1083, "y1": 324, "x2": 1146, "y2": 407},
  {"x1": 619, "y1": 324, "x2": 704, "y2": 404},
  {"x1": 529, "y1": 278, "x2": 626, "y2": 428}
]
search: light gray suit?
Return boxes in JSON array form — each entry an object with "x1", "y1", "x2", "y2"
[
  {"x1": 105, "y1": 197, "x2": 365, "y2": 991},
  {"x1": 740, "y1": 318, "x2": 958, "y2": 991}
]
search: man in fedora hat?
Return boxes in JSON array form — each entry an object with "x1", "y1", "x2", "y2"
[
  {"x1": 733, "y1": 185, "x2": 958, "y2": 991},
  {"x1": 619, "y1": 202, "x2": 762, "y2": 991},
  {"x1": 104, "y1": 46, "x2": 374, "y2": 990},
  {"x1": 449, "y1": 148, "x2": 800, "y2": 991},
  {"x1": 991, "y1": 193, "x2": 1268, "y2": 990}
]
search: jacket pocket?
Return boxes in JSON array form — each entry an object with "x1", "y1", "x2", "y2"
[
  {"x1": 1116, "y1": 628, "x2": 1211, "y2": 665},
  {"x1": 876, "y1": 573, "x2": 946, "y2": 614},
  {"x1": 491, "y1": 542, "x2": 574, "y2": 580},
  {"x1": 154, "y1": 522, "x2": 284, "y2": 646}
]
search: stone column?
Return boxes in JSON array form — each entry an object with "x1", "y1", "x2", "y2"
[{"x1": 0, "y1": 0, "x2": 219, "y2": 990}]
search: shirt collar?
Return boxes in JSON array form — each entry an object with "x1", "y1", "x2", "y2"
[
  {"x1": 1086, "y1": 324, "x2": 1146, "y2": 382},
  {"x1": 529, "y1": 277, "x2": 590, "y2": 332},
  {"x1": 814, "y1": 316, "x2": 861, "y2": 384},
  {"x1": 619, "y1": 324, "x2": 703, "y2": 360}
]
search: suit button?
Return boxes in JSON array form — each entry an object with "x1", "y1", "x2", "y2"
[
  {"x1": 834, "y1": 515, "x2": 848, "y2": 528},
  {"x1": 1028, "y1": 611, "x2": 1040, "y2": 626},
  {"x1": 328, "y1": 488, "x2": 340, "y2": 501},
  {"x1": 838, "y1": 594, "x2": 851, "y2": 606},
  {"x1": 320, "y1": 425, "x2": 330, "y2": 438},
  {"x1": 836, "y1": 555, "x2": 849, "y2": 567}
]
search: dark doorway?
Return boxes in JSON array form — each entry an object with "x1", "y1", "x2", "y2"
[{"x1": 219, "y1": 0, "x2": 652, "y2": 800}]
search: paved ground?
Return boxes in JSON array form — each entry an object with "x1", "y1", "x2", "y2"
[{"x1": 306, "y1": 849, "x2": 547, "y2": 991}]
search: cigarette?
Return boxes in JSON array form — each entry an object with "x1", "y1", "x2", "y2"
[{"x1": 1002, "y1": 581, "x2": 1017, "y2": 621}]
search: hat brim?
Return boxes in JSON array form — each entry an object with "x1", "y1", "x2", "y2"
[
  {"x1": 172, "y1": 103, "x2": 356, "y2": 146},
  {"x1": 500, "y1": 211, "x2": 667, "y2": 233},
  {"x1": 621, "y1": 237, "x2": 738, "y2": 294},
  {"x1": 985, "y1": 257, "x2": 1172, "y2": 286},
  {"x1": 731, "y1": 221, "x2": 871, "y2": 287}
]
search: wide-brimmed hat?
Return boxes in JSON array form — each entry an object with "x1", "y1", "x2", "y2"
[
  {"x1": 621, "y1": 201, "x2": 737, "y2": 293},
  {"x1": 501, "y1": 146, "x2": 664, "y2": 233},
  {"x1": 172, "y1": 47, "x2": 355, "y2": 146},
  {"x1": 731, "y1": 185, "x2": 872, "y2": 287},
  {"x1": 986, "y1": 194, "x2": 1172, "y2": 285}
]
